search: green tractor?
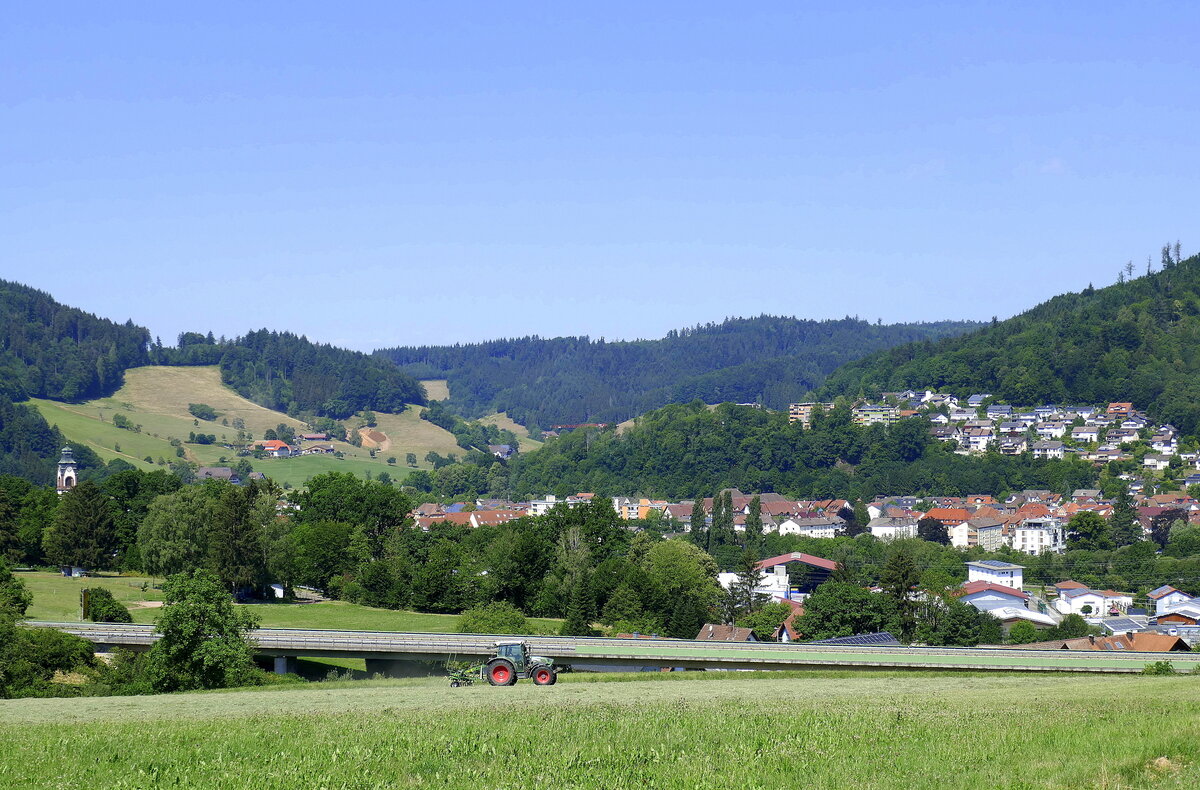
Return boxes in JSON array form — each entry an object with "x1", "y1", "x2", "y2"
[{"x1": 477, "y1": 640, "x2": 558, "y2": 687}]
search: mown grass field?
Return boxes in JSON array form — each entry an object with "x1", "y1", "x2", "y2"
[
  {"x1": 420, "y1": 379, "x2": 450, "y2": 401},
  {"x1": 370, "y1": 407, "x2": 463, "y2": 459},
  {"x1": 2, "y1": 671, "x2": 1198, "y2": 789},
  {"x1": 20, "y1": 572, "x2": 559, "y2": 633},
  {"x1": 28, "y1": 365, "x2": 466, "y2": 487},
  {"x1": 482, "y1": 411, "x2": 544, "y2": 451}
]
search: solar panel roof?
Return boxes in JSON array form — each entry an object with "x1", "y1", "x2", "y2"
[
  {"x1": 973, "y1": 559, "x2": 1022, "y2": 569},
  {"x1": 806, "y1": 632, "x2": 902, "y2": 646}
]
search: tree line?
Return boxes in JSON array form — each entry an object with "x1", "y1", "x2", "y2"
[
  {"x1": 410, "y1": 400, "x2": 1099, "y2": 503},
  {"x1": 376, "y1": 315, "x2": 981, "y2": 429}
]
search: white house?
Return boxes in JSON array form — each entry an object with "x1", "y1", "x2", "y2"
[
  {"x1": 958, "y1": 581, "x2": 1029, "y2": 612},
  {"x1": 717, "y1": 566, "x2": 789, "y2": 600},
  {"x1": 867, "y1": 517, "x2": 918, "y2": 540},
  {"x1": 777, "y1": 517, "x2": 842, "y2": 539},
  {"x1": 1143, "y1": 454, "x2": 1173, "y2": 472},
  {"x1": 529, "y1": 494, "x2": 580, "y2": 517},
  {"x1": 1009, "y1": 519, "x2": 1066, "y2": 554},
  {"x1": 963, "y1": 427, "x2": 995, "y2": 453},
  {"x1": 1147, "y1": 585, "x2": 1194, "y2": 616},
  {"x1": 967, "y1": 560, "x2": 1025, "y2": 590},
  {"x1": 1071, "y1": 426, "x2": 1100, "y2": 443},
  {"x1": 1036, "y1": 422, "x2": 1068, "y2": 439},
  {"x1": 1031, "y1": 440, "x2": 1065, "y2": 460},
  {"x1": 1054, "y1": 588, "x2": 1132, "y2": 618}
]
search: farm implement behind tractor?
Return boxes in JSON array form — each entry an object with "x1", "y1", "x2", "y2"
[{"x1": 448, "y1": 640, "x2": 558, "y2": 687}]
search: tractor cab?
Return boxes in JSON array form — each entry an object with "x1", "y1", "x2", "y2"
[{"x1": 494, "y1": 641, "x2": 528, "y2": 670}]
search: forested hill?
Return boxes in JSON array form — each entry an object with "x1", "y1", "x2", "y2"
[
  {"x1": 0, "y1": 395, "x2": 105, "y2": 484},
  {"x1": 156, "y1": 330, "x2": 427, "y2": 419},
  {"x1": 818, "y1": 249, "x2": 1200, "y2": 434},
  {"x1": 495, "y1": 401, "x2": 1095, "y2": 501},
  {"x1": 376, "y1": 316, "x2": 981, "y2": 428},
  {"x1": 0, "y1": 279, "x2": 151, "y2": 402},
  {"x1": 0, "y1": 280, "x2": 426, "y2": 420}
]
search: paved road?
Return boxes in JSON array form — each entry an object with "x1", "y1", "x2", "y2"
[{"x1": 25, "y1": 622, "x2": 1200, "y2": 673}]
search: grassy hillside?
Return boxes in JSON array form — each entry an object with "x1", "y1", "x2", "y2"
[
  {"x1": 20, "y1": 571, "x2": 560, "y2": 632},
  {"x1": 481, "y1": 412, "x2": 543, "y2": 451},
  {"x1": 421, "y1": 379, "x2": 450, "y2": 401},
  {"x1": 3, "y1": 672, "x2": 1198, "y2": 788},
  {"x1": 28, "y1": 366, "x2": 463, "y2": 487}
]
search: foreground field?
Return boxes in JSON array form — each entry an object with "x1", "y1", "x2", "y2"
[{"x1": 2, "y1": 672, "x2": 1197, "y2": 789}]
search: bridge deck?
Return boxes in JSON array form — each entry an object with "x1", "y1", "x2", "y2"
[{"x1": 24, "y1": 622, "x2": 1200, "y2": 673}]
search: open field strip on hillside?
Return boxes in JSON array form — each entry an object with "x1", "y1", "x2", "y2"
[
  {"x1": 482, "y1": 411, "x2": 544, "y2": 451},
  {"x1": 2, "y1": 673, "x2": 1198, "y2": 789},
  {"x1": 106, "y1": 366, "x2": 309, "y2": 438},
  {"x1": 30, "y1": 365, "x2": 463, "y2": 485},
  {"x1": 420, "y1": 379, "x2": 450, "y2": 401},
  {"x1": 370, "y1": 407, "x2": 462, "y2": 459},
  {"x1": 21, "y1": 572, "x2": 559, "y2": 632}
]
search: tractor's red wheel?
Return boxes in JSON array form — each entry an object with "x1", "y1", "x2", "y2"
[
  {"x1": 485, "y1": 658, "x2": 516, "y2": 686},
  {"x1": 532, "y1": 667, "x2": 553, "y2": 686}
]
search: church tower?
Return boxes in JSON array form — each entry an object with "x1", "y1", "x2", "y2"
[{"x1": 56, "y1": 446, "x2": 77, "y2": 495}]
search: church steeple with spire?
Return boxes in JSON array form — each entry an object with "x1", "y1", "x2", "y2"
[{"x1": 56, "y1": 446, "x2": 77, "y2": 494}]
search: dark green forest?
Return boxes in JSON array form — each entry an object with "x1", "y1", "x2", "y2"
[
  {"x1": 0, "y1": 280, "x2": 151, "y2": 402},
  {"x1": 376, "y1": 316, "x2": 981, "y2": 428},
  {"x1": 414, "y1": 401, "x2": 1099, "y2": 502},
  {"x1": 0, "y1": 280, "x2": 426, "y2": 421},
  {"x1": 820, "y1": 249, "x2": 1200, "y2": 433},
  {"x1": 158, "y1": 330, "x2": 427, "y2": 419},
  {"x1": 0, "y1": 396, "x2": 108, "y2": 485}
]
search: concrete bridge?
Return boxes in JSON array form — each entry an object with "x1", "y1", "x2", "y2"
[{"x1": 25, "y1": 622, "x2": 1200, "y2": 675}]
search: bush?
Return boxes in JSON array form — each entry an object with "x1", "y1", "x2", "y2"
[
  {"x1": 1142, "y1": 660, "x2": 1177, "y2": 676},
  {"x1": 1007, "y1": 621, "x2": 1040, "y2": 645},
  {"x1": 188, "y1": 403, "x2": 219, "y2": 421},
  {"x1": 82, "y1": 588, "x2": 133, "y2": 623},
  {"x1": 0, "y1": 561, "x2": 32, "y2": 618},
  {"x1": 456, "y1": 602, "x2": 531, "y2": 635}
]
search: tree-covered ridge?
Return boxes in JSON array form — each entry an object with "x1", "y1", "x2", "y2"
[
  {"x1": 0, "y1": 280, "x2": 151, "y2": 402},
  {"x1": 0, "y1": 280, "x2": 427, "y2": 420},
  {"x1": 494, "y1": 401, "x2": 1096, "y2": 501},
  {"x1": 158, "y1": 330, "x2": 427, "y2": 419},
  {"x1": 819, "y1": 251, "x2": 1200, "y2": 434},
  {"x1": 376, "y1": 316, "x2": 981, "y2": 428}
]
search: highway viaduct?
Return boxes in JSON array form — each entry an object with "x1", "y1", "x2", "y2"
[{"x1": 24, "y1": 622, "x2": 1200, "y2": 675}]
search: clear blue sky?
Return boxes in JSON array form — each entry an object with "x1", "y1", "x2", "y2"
[{"x1": 3, "y1": 3, "x2": 1198, "y2": 350}]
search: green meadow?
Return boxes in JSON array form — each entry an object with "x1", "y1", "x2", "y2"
[
  {"x1": 22, "y1": 571, "x2": 559, "y2": 633},
  {"x1": 2, "y1": 671, "x2": 1198, "y2": 789}
]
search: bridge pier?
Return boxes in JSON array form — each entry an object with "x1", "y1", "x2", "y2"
[
  {"x1": 273, "y1": 656, "x2": 298, "y2": 675},
  {"x1": 365, "y1": 658, "x2": 439, "y2": 679}
]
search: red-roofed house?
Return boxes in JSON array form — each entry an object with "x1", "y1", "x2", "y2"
[{"x1": 925, "y1": 507, "x2": 970, "y2": 526}]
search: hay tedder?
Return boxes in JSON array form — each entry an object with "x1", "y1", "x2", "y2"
[{"x1": 448, "y1": 640, "x2": 558, "y2": 687}]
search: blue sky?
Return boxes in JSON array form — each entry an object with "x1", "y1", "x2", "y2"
[{"x1": 3, "y1": 3, "x2": 1198, "y2": 349}]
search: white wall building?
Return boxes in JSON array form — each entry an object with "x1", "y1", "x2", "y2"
[
  {"x1": 1009, "y1": 519, "x2": 1066, "y2": 554},
  {"x1": 967, "y1": 560, "x2": 1025, "y2": 590}
]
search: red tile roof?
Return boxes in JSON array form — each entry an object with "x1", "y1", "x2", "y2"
[
  {"x1": 755, "y1": 552, "x2": 838, "y2": 572},
  {"x1": 958, "y1": 580, "x2": 1029, "y2": 600}
]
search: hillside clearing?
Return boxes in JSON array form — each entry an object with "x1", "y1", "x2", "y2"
[
  {"x1": 481, "y1": 412, "x2": 543, "y2": 451},
  {"x1": 2, "y1": 673, "x2": 1197, "y2": 788},
  {"x1": 421, "y1": 379, "x2": 450, "y2": 401}
]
